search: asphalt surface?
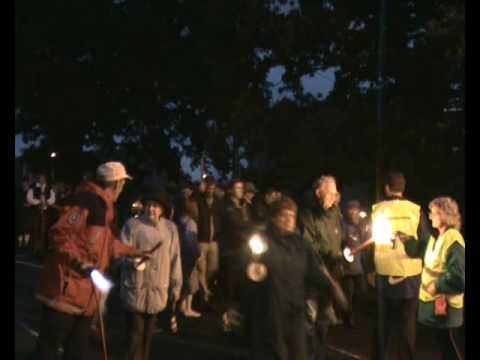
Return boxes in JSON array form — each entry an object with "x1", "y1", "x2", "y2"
[{"x1": 15, "y1": 251, "x2": 464, "y2": 359}]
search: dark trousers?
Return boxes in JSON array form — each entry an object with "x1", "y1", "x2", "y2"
[
  {"x1": 31, "y1": 210, "x2": 48, "y2": 255},
  {"x1": 37, "y1": 306, "x2": 93, "y2": 360},
  {"x1": 372, "y1": 297, "x2": 417, "y2": 360},
  {"x1": 433, "y1": 328, "x2": 464, "y2": 360},
  {"x1": 306, "y1": 298, "x2": 331, "y2": 360},
  {"x1": 125, "y1": 311, "x2": 157, "y2": 360},
  {"x1": 250, "y1": 312, "x2": 308, "y2": 360},
  {"x1": 341, "y1": 274, "x2": 366, "y2": 322}
]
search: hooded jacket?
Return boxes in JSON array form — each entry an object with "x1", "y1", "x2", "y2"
[{"x1": 35, "y1": 181, "x2": 135, "y2": 316}]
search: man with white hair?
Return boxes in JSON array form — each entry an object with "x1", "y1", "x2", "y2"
[{"x1": 299, "y1": 175, "x2": 345, "y2": 360}]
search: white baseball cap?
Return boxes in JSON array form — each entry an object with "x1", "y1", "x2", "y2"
[{"x1": 96, "y1": 162, "x2": 133, "y2": 182}]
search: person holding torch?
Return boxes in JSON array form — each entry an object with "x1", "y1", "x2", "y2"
[
  {"x1": 366, "y1": 171, "x2": 431, "y2": 360},
  {"x1": 399, "y1": 197, "x2": 465, "y2": 360},
  {"x1": 298, "y1": 175, "x2": 345, "y2": 360},
  {"x1": 35, "y1": 162, "x2": 149, "y2": 360},
  {"x1": 238, "y1": 197, "x2": 349, "y2": 360},
  {"x1": 119, "y1": 187, "x2": 183, "y2": 360}
]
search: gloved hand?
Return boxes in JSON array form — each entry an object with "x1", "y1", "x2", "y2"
[
  {"x1": 70, "y1": 258, "x2": 95, "y2": 277},
  {"x1": 128, "y1": 248, "x2": 152, "y2": 259},
  {"x1": 319, "y1": 263, "x2": 350, "y2": 313}
]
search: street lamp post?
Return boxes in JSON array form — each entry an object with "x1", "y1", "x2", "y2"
[
  {"x1": 50, "y1": 152, "x2": 57, "y2": 182},
  {"x1": 375, "y1": 0, "x2": 387, "y2": 359}
]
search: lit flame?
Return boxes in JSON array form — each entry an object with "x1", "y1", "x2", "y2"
[
  {"x1": 372, "y1": 216, "x2": 393, "y2": 245},
  {"x1": 249, "y1": 234, "x2": 267, "y2": 255},
  {"x1": 90, "y1": 270, "x2": 113, "y2": 294}
]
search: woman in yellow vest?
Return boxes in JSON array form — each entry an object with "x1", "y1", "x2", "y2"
[{"x1": 400, "y1": 197, "x2": 464, "y2": 359}]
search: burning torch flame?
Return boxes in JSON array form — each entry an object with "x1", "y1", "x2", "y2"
[
  {"x1": 90, "y1": 270, "x2": 113, "y2": 294},
  {"x1": 249, "y1": 234, "x2": 267, "y2": 255},
  {"x1": 372, "y1": 215, "x2": 393, "y2": 245}
]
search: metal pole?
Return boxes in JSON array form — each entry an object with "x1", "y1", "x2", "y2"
[
  {"x1": 376, "y1": 0, "x2": 387, "y2": 203},
  {"x1": 376, "y1": 1, "x2": 387, "y2": 360}
]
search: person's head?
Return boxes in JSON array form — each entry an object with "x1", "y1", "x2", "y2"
[
  {"x1": 204, "y1": 176, "x2": 217, "y2": 198},
  {"x1": 335, "y1": 191, "x2": 342, "y2": 207},
  {"x1": 428, "y1": 197, "x2": 462, "y2": 231},
  {"x1": 96, "y1": 162, "x2": 133, "y2": 203},
  {"x1": 345, "y1": 200, "x2": 361, "y2": 225},
  {"x1": 36, "y1": 174, "x2": 47, "y2": 186},
  {"x1": 229, "y1": 179, "x2": 244, "y2": 201},
  {"x1": 142, "y1": 191, "x2": 171, "y2": 222},
  {"x1": 198, "y1": 180, "x2": 207, "y2": 194},
  {"x1": 244, "y1": 182, "x2": 258, "y2": 203},
  {"x1": 384, "y1": 171, "x2": 406, "y2": 197},
  {"x1": 180, "y1": 183, "x2": 193, "y2": 199},
  {"x1": 215, "y1": 186, "x2": 225, "y2": 200},
  {"x1": 269, "y1": 197, "x2": 298, "y2": 234},
  {"x1": 313, "y1": 175, "x2": 338, "y2": 210},
  {"x1": 264, "y1": 188, "x2": 282, "y2": 204}
]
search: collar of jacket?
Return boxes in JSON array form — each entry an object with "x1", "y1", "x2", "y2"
[
  {"x1": 313, "y1": 202, "x2": 339, "y2": 218},
  {"x1": 267, "y1": 225, "x2": 300, "y2": 248},
  {"x1": 79, "y1": 181, "x2": 115, "y2": 223},
  {"x1": 227, "y1": 197, "x2": 245, "y2": 209},
  {"x1": 384, "y1": 195, "x2": 404, "y2": 201}
]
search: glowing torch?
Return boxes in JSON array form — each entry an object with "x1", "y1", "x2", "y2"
[
  {"x1": 246, "y1": 234, "x2": 268, "y2": 282},
  {"x1": 343, "y1": 215, "x2": 394, "y2": 263},
  {"x1": 90, "y1": 269, "x2": 114, "y2": 294},
  {"x1": 131, "y1": 200, "x2": 143, "y2": 218}
]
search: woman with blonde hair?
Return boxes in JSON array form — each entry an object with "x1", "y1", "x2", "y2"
[{"x1": 400, "y1": 196, "x2": 465, "y2": 359}]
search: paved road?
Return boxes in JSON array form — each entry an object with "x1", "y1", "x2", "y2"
[{"x1": 15, "y1": 252, "x2": 463, "y2": 359}]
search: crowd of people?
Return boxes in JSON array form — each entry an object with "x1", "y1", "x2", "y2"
[{"x1": 15, "y1": 162, "x2": 465, "y2": 360}]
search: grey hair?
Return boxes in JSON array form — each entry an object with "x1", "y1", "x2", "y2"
[
  {"x1": 429, "y1": 196, "x2": 462, "y2": 231},
  {"x1": 312, "y1": 175, "x2": 337, "y2": 191}
]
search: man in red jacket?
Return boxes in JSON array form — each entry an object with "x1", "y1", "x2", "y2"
[{"x1": 35, "y1": 162, "x2": 147, "y2": 360}]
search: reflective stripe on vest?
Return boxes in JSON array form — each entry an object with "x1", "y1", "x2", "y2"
[
  {"x1": 373, "y1": 200, "x2": 423, "y2": 277},
  {"x1": 419, "y1": 229, "x2": 465, "y2": 308}
]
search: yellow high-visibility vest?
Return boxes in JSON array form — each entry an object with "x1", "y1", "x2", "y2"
[
  {"x1": 372, "y1": 199, "x2": 423, "y2": 277},
  {"x1": 419, "y1": 228, "x2": 465, "y2": 308}
]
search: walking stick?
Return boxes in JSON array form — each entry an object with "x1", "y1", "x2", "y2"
[{"x1": 95, "y1": 290, "x2": 109, "y2": 360}]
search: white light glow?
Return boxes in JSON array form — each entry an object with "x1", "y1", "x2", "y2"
[
  {"x1": 359, "y1": 211, "x2": 367, "y2": 219},
  {"x1": 50, "y1": 152, "x2": 57, "y2": 158},
  {"x1": 343, "y1": 247, "x2": 354, "y2": 263},
  {"x1": 249, "y1": 234, "x2": 267, "y2": 255},
  {"x1": 90, "y1": 270, "x2": 113, "y2": 294},
  {"x1": 372, "y1": 216, "x2": 393, "y2": 245}
]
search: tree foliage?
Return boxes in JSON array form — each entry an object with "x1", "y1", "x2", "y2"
[{"x1": 15, "y1": 0, "x2": 464, "y2": 206}]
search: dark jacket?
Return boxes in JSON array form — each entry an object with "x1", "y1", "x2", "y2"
[
  {"x1": 239, "y1": 226, "x2": 333, "y2": 360},
  {"x1": 219, "y1": 197, "x2": 253, "y2": 254},
  {"x1": 298, "y1": 203, "x2": 344, "y2": 271},
  {"x1": 342, "y1": 220, "x2": 369, "y2": 276},
  {"x1": 197, "y1": 194, "x2": 222, "y2": 243}
]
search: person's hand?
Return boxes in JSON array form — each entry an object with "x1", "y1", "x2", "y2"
[
  {"x1": 367, "y1": 272, "x2": 376, "y2": 288},
  {"x1": 128, "y1": 248, "x2": 151, "y2": 259},
  {"x1": 425, "y1": 281, "x2": 437, "y2": 296},
  {"x1": 394, "y1": 231, "x2": 411, "y2": 243},
  {"x1": 71, "y1": 258, "x2": 94, "y2": 277}
]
